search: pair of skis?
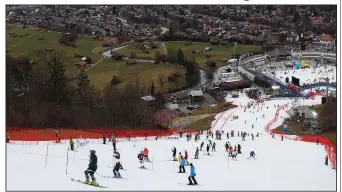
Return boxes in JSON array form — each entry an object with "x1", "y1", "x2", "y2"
[{"x1": 71, "y1": 175, "x2": 127, "y2": 188}]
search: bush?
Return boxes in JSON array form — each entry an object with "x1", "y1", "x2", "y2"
[{"x1": 111, "y1": 75, "x2": 121, "y2": 85}]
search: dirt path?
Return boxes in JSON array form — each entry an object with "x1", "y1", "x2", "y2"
[{"x1": 179, "y1": 114, "x2": 211, "y2": 128}]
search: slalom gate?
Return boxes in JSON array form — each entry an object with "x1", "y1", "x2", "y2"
[{"x1": 265, "y1": 104, "x2": 337, "y2": 169}]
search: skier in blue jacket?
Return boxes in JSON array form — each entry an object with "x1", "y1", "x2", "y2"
[
  {"x1": 178, "y1": 156, "x2": 186, "y2": 173},
  {"x1": 188, "y1": 163, "x2": 198, "y2": 185},
  {"x1": 248, "y1": 150, "x2": 255, "y2": 159}
]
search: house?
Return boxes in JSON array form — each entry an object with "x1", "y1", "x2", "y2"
[
  {"x1": 102, "y1": 42, "x2": 113, "y2": 47},
  {"x1": 76, "y1": 61, "x2": 88, "y2": 68},
  {"x1": 188, "y1": 90, "x2": 204, "y2": 103},
  {"x1": 141, "y1": 95, "x2": 156, "y2": 106},
  {"x1": 204, "y1": 47, "x2": 212, "y2": 52}
]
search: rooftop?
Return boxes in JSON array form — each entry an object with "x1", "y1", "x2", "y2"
[{"x1": 189, "y1": 90, "x2": 204, "y2": 97}]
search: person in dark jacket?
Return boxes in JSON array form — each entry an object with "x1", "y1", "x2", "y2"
[
  {"x1": 325, "y1": 155, "x2": 329, "y2": 165},
  {"x1": 178, "y1": 156, "x2": 186, "y2": 173},
  {"x1": 206, "y1": 144, "x2": 210, "y2": 155},
  {"x1": 188, "y1": 163, "x2": 198, "y2": 185},
  {"x1": 113, "y1": 159, "x2": 122, "y2": 178},
  {"x1": 172, "y1": 147, "x2": 177, "y2": 161},
  {"x1": 102, "y1": 134, "x2": 106, "y2": 144},
  {"x1": 224, "y1": 142, "x2": 228, "y2": 152},
  {"x1": 69, "y1": 137, "x2": 74, "y2": 151},
  {"x1": 112, "y1": 136, "x2": 116, "y2": 151},
  {"x1": 212, "y1": 142, "x2": 216, "y2": 151},
  {"x1": 200, "y1": 142, "x2": 204, "y2": 151},
  {"x1": 194, "y1": 147, "x2": 199, "y2": 159},
  {"x1": 138, "y1": 151, "x2": 146, "y2": 169},
  {"x1": 85, "y1": 150, "x2": 98, "y2": 185},
  {"x1": 248, "y1": 150, "x2": 255, "y2": 159},
  {"x1": 237, "y1": 144, "x2": 241, "y2": 154}
]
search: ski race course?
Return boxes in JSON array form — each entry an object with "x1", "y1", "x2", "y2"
[{"x1": 6, "y1": 93, "x2": 336, "y2": 191}]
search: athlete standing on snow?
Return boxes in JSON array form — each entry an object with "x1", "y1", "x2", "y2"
[
  {"x1": 184, "y1": 150, "x2": 189, "y2": 165},
  {"x1": 248, "y1": 150, "x2": 256, "y2": 159},
  {"x1": 206, "y1": 144, "x2": 210, "y2": 155},
  {"x1": 112, "y1": 135, "x2": 117, "y2": 151},
  {"x1": 178, "y1": 156, "x2": 186, "y2": 173},
  {"x1": 85, "y1": 150, "x2": 98, "y2": 185},
  {"x1": 172, "y1": 147, "x2": 177, "y2": 161},
  {"x1": 194, "y1": 147, "x2": 199, "y2": 159},
  {"x1": 188, "y1": 163, "x2": 198, "y2": 185},
  {"x1": 143, "y1": 147, "x2": 150, "y2": 162},
  {"x1": 138, "y1": 151, "x2": 145, "y2": 169},
  {"x1": 212, "y1": 142, "x2": 216, "y2": 151},
  {"x1": 113, "y1": 159, "x2": 122, "y2": 178},
  {"x1": 113, "y1": 150, "x2": 123, "y2": 169},
  {"x1": 200, "y1": 142, "x2": 204, "y2": 151}
]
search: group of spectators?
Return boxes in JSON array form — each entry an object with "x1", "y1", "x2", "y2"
[{"x1": 245, "y1": 88, "x2": 261, "y2": 100}]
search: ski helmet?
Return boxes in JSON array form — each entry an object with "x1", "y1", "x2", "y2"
[{"x1": 90, "y1": 150, "x2": 96, "y2": 154}]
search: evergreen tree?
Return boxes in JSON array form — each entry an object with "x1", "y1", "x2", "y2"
[
  {"x1": 76, "y1": 69, "x2": 95, "y2": 104},
  {"x1": 39, "y1": 50, "x2": 68, "y2": 105},
  {"x1": 177, "y1": 48, "x2": 185, "y2": 66}
]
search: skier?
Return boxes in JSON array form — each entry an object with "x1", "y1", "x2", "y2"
[
  {"x1": 102, "y1": 134, "x2": 106, "y2": 144},
  {"x1": 325, "y1": 155, "x2": 329, "y2": 165},
  {"x1": 200, "y1": 142, "x2": 204, "y2": 151},
  {"x1": 172, "y1": 147, "x2": 177, "y2": 161},
  {"x1": 281, "y1": 135, "x2": 284, "y2": 141},
  {"x1": 229, "y1": 146, "x2": 233, "y2": 157},
  {"x1": 177, "y1": 152, "x2": 182, "y2": 162},
  {"x1": 234, "y1": 145, "x2": 237, "y2": 152},
  {"x1": 112, "y1": 136, "x2": 117, "y2": 151},
  {"x1": 252, "y1": 134, "x2": 254, "y2": 140},
  {"x1": 212, "y1": 142, "x2": 216, "y2": 151},
  {"x1": 69, "y1": 137, "x2": 74, "y2": 151},
  {"x1": 226, "y1": 132, "x2": 229, "y2": 139},
  {"x1": 224, "y1": 142, "x2": 228, "y2": 152},
  {"x1": 194, "y1": 147, "x2": 199, "y2": 159},
  {"x1": 231, "y1": 151, "x2": 238, "y2": 160},
  {"x1": 206, "y1": 144, "x2": 210, "y2": 155},
  {"x1": 113, "y1": 159, "x2": 122, "y2": 178},
  {"x1": 256, "y1": 132, "x2": 259, "y2": 137},
  {"x1": 143, "y1": 147, "x2": 150, "y2": 162},
  {"x1": 237, "y1": 144, "x2": 241, "y2": 154},
  {"x1": 178, "y1": 156, "x2": 186, "y2": 173},
  {"x1": 188, "y1": 163, "x2": 198, "y2": 185},
  {"x1": 84, "y1": 150, "x2": 98, "y2": 185},
  {"x1": 138, "y1": 151, "x2": 146, "y2": 169},
  {"x1": 113, "y1": 150, "x2": 123, "y2": 169},
  {"x1": 237, "y1": 132, "x2": 240, "y2": 137},
  {"x1": 184, "y1": 150, "x2": 189, "y2": 165},
  {"x1": 248, "y1": 150, "x2": 256, "y2": 159},
  {"x1": 252, "y1": 124, "x2": 254, "y2": 129}
]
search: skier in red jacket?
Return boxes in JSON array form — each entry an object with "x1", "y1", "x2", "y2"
[
  {"x1": 184, "y1": 150, "x2": 189, "y2": 165},
  {"x1": 234, "y1": 145, "x2": 237, "y2": 152},
  {"x1": 229, "y1": 146, "x2": 233, "y2": 156}
]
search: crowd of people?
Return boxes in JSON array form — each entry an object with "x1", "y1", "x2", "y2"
[{"x1": 245, "y1": 88, "x2": 261, "y2": 100}]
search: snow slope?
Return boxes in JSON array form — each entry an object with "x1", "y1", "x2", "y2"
[
  {"x1": 275, "y1": 66, "x2": 336, "y2": 86},
  {"x1": 6, "y1": 94, "x2": 336, "y2": 191}
]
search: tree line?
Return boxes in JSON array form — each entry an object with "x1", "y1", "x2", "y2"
[{"x1": 6, "y1": 51, "x2": 169, "y2": 129}]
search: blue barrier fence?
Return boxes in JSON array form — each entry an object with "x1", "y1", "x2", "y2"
[
  {"x1": 301, "y1": 84, "x2": 337, "y2": 90},
  {"x1": 271, "y1": 97, "x2": 297, "y2": 101}
]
